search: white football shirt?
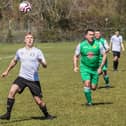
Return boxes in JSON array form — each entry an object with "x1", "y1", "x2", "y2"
[
  {"x1": 14, "y1": 47, "x2": 46, "y2": 81},
  {"x1": 110, "y1": 35, "x2": 123, "y2": 52}
]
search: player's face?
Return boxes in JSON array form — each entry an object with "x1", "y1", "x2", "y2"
[
  {"x1": 85, "y1": 31, "x2": 94, "y2": 43},
  {"x1": 115, "y1": 31, "x2": 119, "y2": 36},
  {"x1": 24, "y1": 34, "x2": 34, "y2": 48},
  {"x1": 95, "y1": 31, "x2": 101, "y2": 39}
]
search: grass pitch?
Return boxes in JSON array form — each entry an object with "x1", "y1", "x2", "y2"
[{"x1": 0, "y1": 42, "x2": 126, "y2": 126}]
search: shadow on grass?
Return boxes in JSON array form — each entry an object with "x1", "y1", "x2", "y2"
[
  {"x1": 92, "y1": 102, "x2": 113, "y2": 106},
  {"x1": 31, "y1": 115, "x2": 57, "y2": 120},
  {"x1": 0, "y1": 116, "x2": 57, "y2": 124},
  {"x1": 81, "y1": 102, "x2": 113, "y2": 107},
  {"x1": 0, "y1": 118, "x2": 31, "y2": 124},
  {"x1": 108, "y1": 69, "x2": 126, "y2": 72},
  {"x1": 97, "y1": 86, "x2": 115, "y2": 89}
]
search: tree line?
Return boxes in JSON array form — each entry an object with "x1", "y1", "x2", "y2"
[{"x1": 0, "y1": 0, "x2": 126, "y2": 42}]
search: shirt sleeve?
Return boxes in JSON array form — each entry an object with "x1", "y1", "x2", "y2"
[
  {"x1": 104, "y1": 40, "x2": 109, "y2": 50},
  {"x1": 120, "y1": 36, "x2": 123, "y2": 43},
  {"x1": 14, "y1": 50, "x2": 20, "y2": 61},
  {"x1": 38, "y1": 49, "x2": 46, "y2": 63},
  {"x1": 110, "y1": 35, "x2": 115, "y2": 43},
  {"x1": 100, "y1": 43, "x2": 106, "y2": 54},
  {"x1": 75, "y1": 44, "x2": 80, "y2": 56}
]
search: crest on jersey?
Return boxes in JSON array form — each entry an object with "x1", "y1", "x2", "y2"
[
  {"x1": 93, "y1": 45, "x2": 97, "y2": 48},
  {"x1": 30, "y1": 52, "x2": 35, "y2": 57}
]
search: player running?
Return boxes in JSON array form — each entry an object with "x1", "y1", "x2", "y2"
[
  {"x1": 73, "y1": 29, "x2": 107, "y2": 106},
  {"x1": 0, "y1": 32, "x2": 54, "y2": 120},
  {"x1": 110, "y1": 29, "x2": 125, "y2": 71},
  {"x1": 95, "y1": 30, "x2": 110, "y2": 88}
]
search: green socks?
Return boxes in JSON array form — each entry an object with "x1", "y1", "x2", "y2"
[
  {"x1": 83, "y1": 87, "x2": 92, "y2": 104},
  {"x1": 104, "y1": 75, "x2": 109, "y2": 85}
]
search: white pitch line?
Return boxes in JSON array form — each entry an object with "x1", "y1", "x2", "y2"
[{"x1": 0, "y1": 55, "x2": 14, "y2": 60}]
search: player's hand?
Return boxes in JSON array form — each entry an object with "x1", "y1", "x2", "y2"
[
  {"x1": 109, "y1": 50, "x2": 112, "y2": 53},
  {"x1": 97, "y1": 67, "x2": 102, "y2": 75},
  {"x1": 74, "y1": 67, "x2": 79, "y2": 72},
  {"x1": 1, "y1": 71, "x2": 8, "y2": 78}
]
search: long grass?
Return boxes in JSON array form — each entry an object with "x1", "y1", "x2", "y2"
[{"x1": 0, "y1": 42, "x2": 126, "y2": 126}]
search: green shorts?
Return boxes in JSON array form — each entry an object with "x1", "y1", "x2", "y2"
[{"x1": 80, "y1": 68, "x2": 99, "y2": 85}]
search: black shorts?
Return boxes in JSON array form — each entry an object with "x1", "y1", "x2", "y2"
[
  {"x1": 112, "y1": 51, "x2": 120, "y2": 58},
  {"x1": 13, "y1": 77, "x2": 43, "y2": 97}
]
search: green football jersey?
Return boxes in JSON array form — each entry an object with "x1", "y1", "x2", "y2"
[
  {"x1": 95, "y1": 37, "x2": 108, "y2": 69},
  {"x1": 95, "y1": 37, "x2": 106, "y2": 51},
  {"x1": 80, "y1": 40, "x2": 101, "y2": 70},
  {"x1": 95, "y1": 37, "x2": 107, "y2": 61}
]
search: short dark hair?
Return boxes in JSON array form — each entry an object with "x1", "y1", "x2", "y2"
[
  {"x1": 95, "y1": 29, "x2": 101, "y2": 32},
  {"x1": 116, "y1": 29, "x2": 120, "y2": 32},
  {"x1": 84, "y1": 29, "x2": 94, "y2": 35},
  {"x1": 25, "y1": 32, "x2": 32, "y2": 36}
]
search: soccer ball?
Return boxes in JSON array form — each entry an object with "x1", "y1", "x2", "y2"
[{"x1": 19, "y1": 1, "x2": 31, "y2": 13}]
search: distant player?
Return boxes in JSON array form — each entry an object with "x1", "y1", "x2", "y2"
[
  {"x1": 110, "y1": 29, "x2": 125, "y2": 71},
  {"x1": 95, "y1": 30, "x2": 110, "y2": 87},
  {"x1": 0, "y1": 32, "x2": 54, "y2": 120},
  {"x1": 73, "y1": 29, "x2": 106, "y2": 106}
]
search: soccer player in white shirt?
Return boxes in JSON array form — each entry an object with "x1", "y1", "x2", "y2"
[
  {"x1": 110, "y1": 29, "x2": 125, "y2": 71},
  {"x1": 0, "y1": 33, "x2": 54, "y2": 120}
]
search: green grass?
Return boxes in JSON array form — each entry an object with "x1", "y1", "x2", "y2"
[{"x1": 0, "y1": 42, "x2": 126, "y2": 126}]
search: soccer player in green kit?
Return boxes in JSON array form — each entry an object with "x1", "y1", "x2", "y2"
[
  {"x1": 73, "y1": 29, "x2": 107, "y2": 106},
  {"x1": 95, "y1": 30, "x2": 110, "y2": 88}
]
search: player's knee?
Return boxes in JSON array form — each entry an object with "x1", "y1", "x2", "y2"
[
  {"x1": 35, "y1": 97, "x2": 44, "y2": 106},
  {"x1": 36, "y1": 100, "x2": 42, "y2": 106},
  {"x1": 114, "y1": 57, "x2": 118, "y2": 61},
  {"x1": 84, "y1": 81, "x2": 91, "y2": 87},
  {"x1": 8, "y1": 85, "x2": 19, "y2": 98},
  {"x1": 92, "y1": 87, "x2": 96, "y2": 91},
  {"x1": 37, "y1": 100, "x2": 45, "y2": 107},
  {"x1": 8, "y1": 90, "x2": 16, "y2": 98},
  {"x1": 91, "y1": 86, "x2": 97, "y2": 91}
]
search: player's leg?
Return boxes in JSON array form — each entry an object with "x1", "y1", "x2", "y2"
[
  {"x1": 115, "y1": 52, "x2": 120, "y2": 70},
  {"x1": 91, "y1": 75, "x2": 98, "y2": 90},
  {"x1": 113, "y1": 52, "x2": 119, "y2": 71},
  {"x1": 81, "y1": 71, "x2": 92, "y2": 105},
  {"x1": 113, "y1": 56, "x2": 118, "y2": 70},
  {"x1": 103, "y1": 70, "x2": 110, "y2": 87},
  {"x1": 0, "y1": 84, "x2": 20, "y2": 120},
  {"x1": 33, "y1": 96, "x2": 54, "y2": 119},
  {"x1": 83, "y1": 80, "x2": 92, "y2": 105},
  {"x1": 102, "y1": 59, "x2": 110, "y2": 87},
  {"x1": 0, "y1": 77, "x2": 26, "y2": 120},
  {"x1": 28, "y1": 81, "x2": 54, "y2": 119},
  {"x1": 90, "y1": 72, "x2": 99, "y2": 103}
]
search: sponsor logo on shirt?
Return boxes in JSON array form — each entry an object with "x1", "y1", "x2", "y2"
[{"x1": 87, "y1": 52, "x2": 94, "y2": 58}]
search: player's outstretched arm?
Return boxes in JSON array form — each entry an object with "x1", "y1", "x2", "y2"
[
  {"x1": 104, "y1": 40, "x2": 110, "y2": 53},
  {"x1": 121, "y1": 43, "x2": 125, "y2": 51},
  {"x1": 73, "y1": 43, "x2": 80, "y2": 72},
  {"x1": 109, "y1": 41, "x2": 112, "y2": 51},
  {"x1": 1, "y1": 58, "x2": 17, "y2": 78},
  {"x1": 98, "y1": 52, "x2": 107, "y2": 74},
  {"x1": 73, "y1": 55, "x2": 79, "y2": 72}
]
